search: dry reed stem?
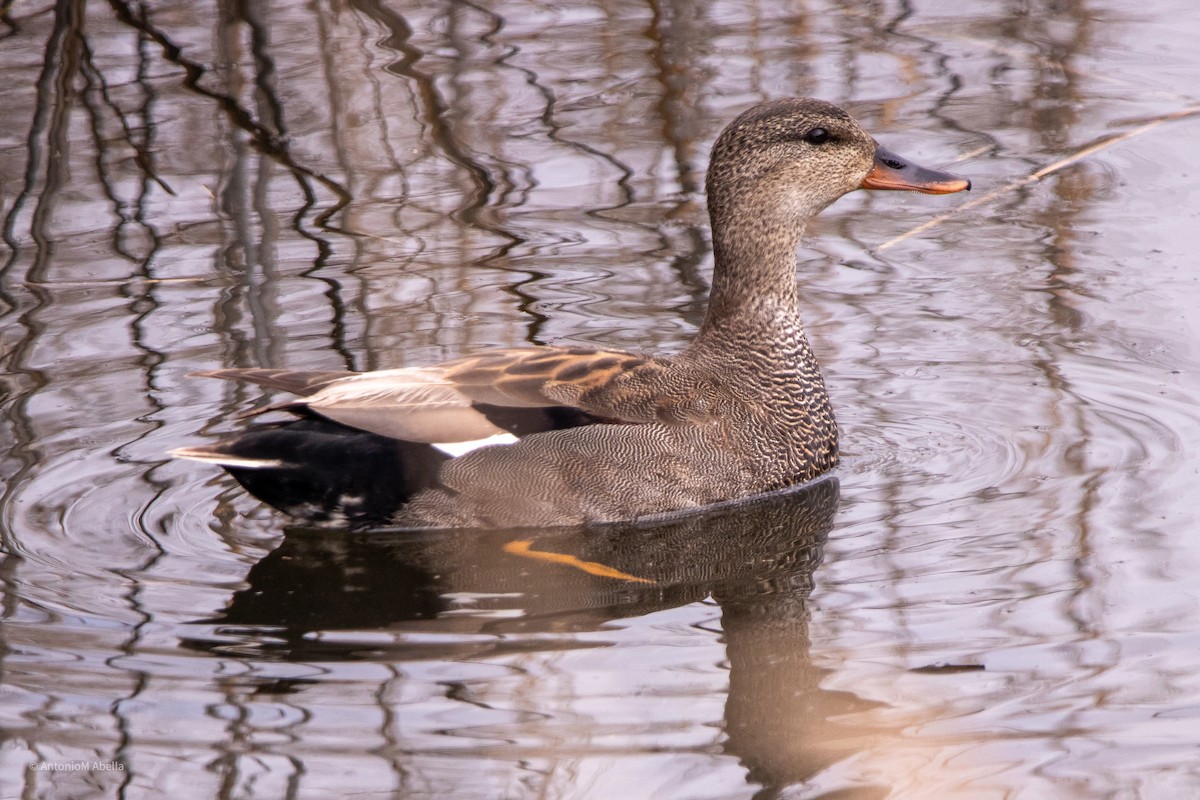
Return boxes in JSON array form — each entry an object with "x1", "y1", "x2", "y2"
[{"x1": 875, "y1": 104, "x2": 1200, "y2": 253}]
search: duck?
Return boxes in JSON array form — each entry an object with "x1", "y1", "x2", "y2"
[{"x1": 172, "y1": 97, "x2": 970, "y2": 529}]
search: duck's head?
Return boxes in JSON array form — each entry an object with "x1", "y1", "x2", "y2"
[{"x1": 706, "y1": 97, "x2": 970, "y2": 229}]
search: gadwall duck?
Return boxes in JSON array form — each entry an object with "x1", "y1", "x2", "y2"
[{"x1": 173, "y1": 98, "x2": 969, "y2": 528}]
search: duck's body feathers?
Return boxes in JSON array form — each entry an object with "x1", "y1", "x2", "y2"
[{"x1": 174, "y1": 97, "x2": 970, "y2": 529}]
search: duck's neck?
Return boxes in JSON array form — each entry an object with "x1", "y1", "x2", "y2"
[{"x1": 692, "y1": 218, "x2": 810, "y2": 357}]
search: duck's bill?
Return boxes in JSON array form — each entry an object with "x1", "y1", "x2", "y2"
[{"x1": 861, "y1": 145, "x2": 971, "y2": 194}]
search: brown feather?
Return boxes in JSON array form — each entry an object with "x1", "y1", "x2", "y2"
[{"x1": 195, "y1": 368, "x2": 352, "y2": 397}]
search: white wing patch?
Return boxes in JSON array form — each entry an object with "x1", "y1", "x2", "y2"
[{"x1": 432, "y1": 432, "x2": 519, "y2": 457}]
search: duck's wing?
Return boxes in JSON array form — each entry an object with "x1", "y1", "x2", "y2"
[
  {"x1": 195, "y1": 346, "x2": 681, "y2": 445},
  {"x1": 193, "y1": 368, "x2": 351, "y2": 398}
]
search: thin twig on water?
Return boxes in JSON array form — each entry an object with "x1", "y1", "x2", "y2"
[{"x1": 875, "y1": 104, "x2": 1200, "y2": 253}]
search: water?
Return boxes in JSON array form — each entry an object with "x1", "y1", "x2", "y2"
[{"x1": 3, "y1": 0, "x2": 1200, "y2": 797}]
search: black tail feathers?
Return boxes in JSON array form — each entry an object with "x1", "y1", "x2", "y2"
[{"x1": 193, "y1": 418, "x2": 449, "y2": 528}]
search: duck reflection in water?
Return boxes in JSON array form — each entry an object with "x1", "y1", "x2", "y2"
[{"x1": 187, "y1": 477, "x2": 892, "y2": 798}]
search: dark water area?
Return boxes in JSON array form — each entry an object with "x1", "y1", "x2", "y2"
[{"x1": 3, "y1": 1, "x2": 1200, "y2": 797}]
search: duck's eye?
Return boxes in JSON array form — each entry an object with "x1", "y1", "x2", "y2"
[{"x1": 804, "y1": 127, "x2": 830, "y2": 145}]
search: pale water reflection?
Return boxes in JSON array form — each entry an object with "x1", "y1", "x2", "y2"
[{"x1": 3, "y1": 0, "x2": 1200, "y2": 798}]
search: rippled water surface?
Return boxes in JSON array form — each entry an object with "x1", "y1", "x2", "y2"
[{"x1": 4, "y1": 1, "x2": 1200, "y2": 798}]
